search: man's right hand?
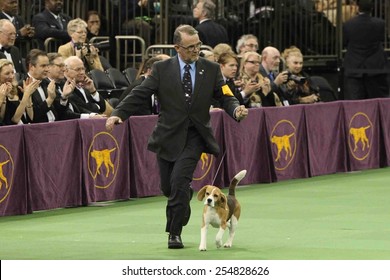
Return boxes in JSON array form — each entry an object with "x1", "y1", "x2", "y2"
[{"x1": 105, "y1": 116, "x2": 123, "y2": 132}]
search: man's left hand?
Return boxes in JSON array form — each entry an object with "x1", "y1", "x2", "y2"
[{"x1": 235, "y1": 105, "x2": 248, "y2": 121}]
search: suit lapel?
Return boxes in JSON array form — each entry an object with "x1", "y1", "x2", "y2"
[{"x1": 192, "y1": 59, "x2": 206, "y2": 105}]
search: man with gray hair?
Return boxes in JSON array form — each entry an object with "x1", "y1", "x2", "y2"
[
  {"x1": 0, "y1": 19, "x2": 25, "y2": 78},
  {"x1": 235, "y1": 34, "x2": 259, "y2": 58},
  {"x1": 193, "y1": 0, "x2": 228, "y2": 48}
]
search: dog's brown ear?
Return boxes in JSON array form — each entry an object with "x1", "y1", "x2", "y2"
[
  {"x1": 220, "y1": 193, "x2": 228, "y2": 209},
  {"x1": 197, "y1": 186, "x2": 208, "y2": 201}
]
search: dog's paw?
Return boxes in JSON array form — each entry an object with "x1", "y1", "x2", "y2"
[
  {"x1": 199, "y1": 246, "x2": 207, "y2": 251},
  {"x1": 215, "y1": 239, "x2": 222, "y2": 248},
  {"x1": 223, "y1": 242, "x2": 232, "y2": 248}
]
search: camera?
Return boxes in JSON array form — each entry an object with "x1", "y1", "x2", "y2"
[
  {"x1": 74, "y1": 41, "x2": 110, "y2": 53},
  {"x1": 286, "y1": 71, "x2": 306, "y2": 84}
]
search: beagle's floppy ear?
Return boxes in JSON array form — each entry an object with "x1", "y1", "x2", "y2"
[{"x1": 197, "y1": 185, "x2": 208, "y2": 201}]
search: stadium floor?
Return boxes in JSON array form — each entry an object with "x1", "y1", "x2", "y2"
[{"x1": 1, "y1": 167, "x2": 390, "y2": 260}]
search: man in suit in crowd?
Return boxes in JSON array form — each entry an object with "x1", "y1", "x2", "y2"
[
  {"x1": 0, "y1": 19, "x2": 25, "y2": 79},
  {"x1": 0, "y1": 0, "x2": 35, "y2": 46},
  {"x1": 24, "y1": 48, "x2": 63, "y2": 123},
  {"x1": 63, "y1": 56, "x2": 107, "y2": 115},
  {"x1": 193, "y1": 0, "x2": 228, "y2": 48},
  {"x1": 46, "y1": 52, "x2": 103, "y2": 120},
  {"x1": 105, "y1": 24, "x2": 248, "y2": 249},
  {"x1": 32, "y1": 0, "x2": 72, "y2": 50},
  {"x1": 342, "y1": 0, "x2": 389, "y2": 100}
]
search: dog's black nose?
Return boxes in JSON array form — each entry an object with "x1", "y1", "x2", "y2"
[{"x1": 207, "y1": 198, "x2": 212, "y2": 204}]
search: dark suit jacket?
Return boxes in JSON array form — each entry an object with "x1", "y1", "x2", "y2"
[
  {"x1": 32, "y1": 9, "x2": 71, "y2": 49},
  {"x1": 343, "y1": 13, "x2": 388, "y2": 77},
  {"x1": 22, "y1": 79, "x2": 64, "y2": 123},
  {"x1": 68, "y1": 87, "x2": 106, "y2": 114},
  {"x1": 195, "y1": 19, "x2": 228, "y2": 48},
  {"x1": 113, "y1": 56, "x2": 240, "y2": 161},
  {"x1": 0, "y1": 45, "x2": 26, "y2": 77}
]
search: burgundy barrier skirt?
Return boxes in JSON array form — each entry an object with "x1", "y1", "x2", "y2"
[{"x1": 1, "y1": 99, "x2": 390, "y2": 216}]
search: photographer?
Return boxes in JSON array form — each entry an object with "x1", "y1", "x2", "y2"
[
  {"x1": 58, "y1": 18, "x2": 104, "y2": 72},
  {"x1": 280, "y1": 46, "x2": 320, "y2": 105}
]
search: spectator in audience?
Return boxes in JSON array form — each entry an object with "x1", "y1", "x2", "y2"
[
  {"x1": 58, "y1": 18, "x2": 104, "y2": 72},
  {"x1": 213, "y1": 42, "x2": 234, "y2": 62},
  {"x1": 0, "y1": 0, "x2": 35, "y2": 45},
  {"x1": 217, "y1": 52, "x2": 245, "y2": 106},
  {"x1": 343, "y1": 0, "x2": 389, "y2": 100},
  {"x1": 86, "y1": 10, "x2": 106, "y2": 40},
  {"x1": 0, "y1": 59, "x2": 40, "y2": 124},
  {"x1": 63, "y1": 56, "x2": 108, "y2": 115},
  {"x1": 0, "y1": 19, "x2": 25, "y2": 79},
  {"x1": 118, "y1": 56, "x2": 162, "y2": 114},
  {"x1": 315, "y1": 0, "x2": 358, "y2": 27},
  {"x1": 259, "y1": 46, "x2": 289, "y2": 101},
  {"x1": 121, "y1": 0, "x2": 155, "y2": 47},
  {"x1": 46, "y1": 52, "x2": 103, "y2": 120},
  {"x1": 24, "y1": 48, "x2": 61, "y2": 123},
  {"x1": 280, "y1": 46, "x2": 320, "y2": 104},
  {"x1": 193, "y1": 0, "x2": 228, "y2": 48},
  {"x1": 199, "y1": 49, "x2": 214, "y2": 61},
  {"x1": 235, "y1": 34, "x2": 259, "y2": 59},
  {"x1": 239, "y1": 51, "x2": 281, "y2": 107},
  {"x1": 32, "y1": 0, "x2": 72, "y2": 50}
]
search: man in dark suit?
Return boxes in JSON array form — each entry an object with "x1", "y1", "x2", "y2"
[
  {"x1": 24, "y1": 48, "x2": 63, "y2": 123},
  {"x1": 342, "y1": 0, "x2": 389, "y2": 100},
  {"x1": 63, "y1": 56, "x2": 106, "y2": 115},
  {"x1": 193, "y1": 0, "x2": 228, "y2": 48},
  {"x1": 32, "y1": 0, "x2": 72, "y2": 50},
  {"x1": 0, "y1": 19, "x2": 25, "y2": 79},
  {"x1": 106, "y1": 25, "x2": 248, "y2": 249},
  {"x1": 0, "y1": 0, "x2": 35, "y2": 46}
]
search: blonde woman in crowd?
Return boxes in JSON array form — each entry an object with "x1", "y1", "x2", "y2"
[
  {"x1": 58, "y1": 18, "x2": 103, "y2": 72},
  {"x1": 213, "y1": 43, "x2": 234, "y2": 62},
  {"x1": 238, "y1": 51, "x2": 281, "y2": 107},
  {"x1": 0, "y1": 59, "x2": 40, "y2": 125},
  {"x1": 281, "y1": 46, "x2": 320, "y2": 104}
]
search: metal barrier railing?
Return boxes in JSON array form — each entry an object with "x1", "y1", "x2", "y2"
[
  {"x1": 115, "y1": 35, "x2": 146, "y2": 70},
  {"x1": 89, "y1": 36, "x2": 110, "y2": 61}
]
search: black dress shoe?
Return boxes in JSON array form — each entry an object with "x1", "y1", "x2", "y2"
[
  {"x1": 168, "y1": 234, "x2": 184, "y2": 249},
  {"x1": 182, "y1": 187, "x2": 194, "y2": 226}
]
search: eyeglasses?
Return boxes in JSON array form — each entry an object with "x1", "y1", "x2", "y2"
[
  {"x1": 245, "y1": 43, "x2": 259, "y2": 50},
  {"x1": 0, "y1": 31, "x2": 16, "y2": 38},
  {"x1": 178, "y1": 41, "x2": 202, "y2": 52},
  {"x1": 67, "y1": 66, "x2": 85, "y2": 72},
  {"x1": 246, "y1": 60, "x2": 260, "y2": 65}
]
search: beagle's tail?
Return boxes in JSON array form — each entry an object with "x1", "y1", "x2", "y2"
[{"x1": 228, "y1": 170, "x2": 247, "y2": 196}]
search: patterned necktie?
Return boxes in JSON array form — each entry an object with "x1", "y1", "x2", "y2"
[
  {"x1": 57, "y1": 15, "x2": 63, "y2": 29},
  {"x1": 183, "y1": 64, "x2": 192, "y2": 104},
  {"x1": 268, "y1": 72, "x2": 274, "y2": 82}
]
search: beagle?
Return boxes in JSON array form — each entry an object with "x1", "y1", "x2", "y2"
[{"x1": 197, "y1": 170, "x2": 247, "y2": 251}]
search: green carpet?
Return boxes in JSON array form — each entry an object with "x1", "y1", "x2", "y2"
[{"x1": 1, "y1": 168, "x2": 390, "y2": 260}]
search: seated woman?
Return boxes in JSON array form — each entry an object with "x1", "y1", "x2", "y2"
[
  {"x1": 238, "y1": 51, "x2": 282, "y2": 108},
  {"x1": 0, "y1": 59, "x2": 40, "y2": 125},
  {"x1": 58, "y1": 18, "x2": 104, "y2": 72},
  {"x1": 281, "y1": 46, "x2": 320, "y2": 105}
]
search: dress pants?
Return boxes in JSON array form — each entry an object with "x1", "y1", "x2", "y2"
[
  {"x1": 344, "y1": 74, "x2": 389, "y2": 100},
  {"x1": 157, "y1": 127, "x2": 205, "y2": 236}
]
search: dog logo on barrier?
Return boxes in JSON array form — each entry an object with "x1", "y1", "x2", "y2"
[
  {"x1": 193, "y1": 152, "x2": 214, "y2": 181},
  {"x1": 88, "y1": 132, "x2": 120, "y2": 189},
  {"x1": 270, "y1": 120, "x2": 297, "y2": 170},
  {"x1": 0, "y1": 145, "x2": 14, "y2": 204},
  {"x1": 350, "y1": 126, "x2": 370, "y2": 152},
  {"x1": 348, "y1": 113, "x2": 373, "y2": 161},
  {"x1": 271, "y1": 133, "x2": 295, "y2": 162},
  {"x1": 90, "y1": 148, "x2": 116, "y2": 178}
]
